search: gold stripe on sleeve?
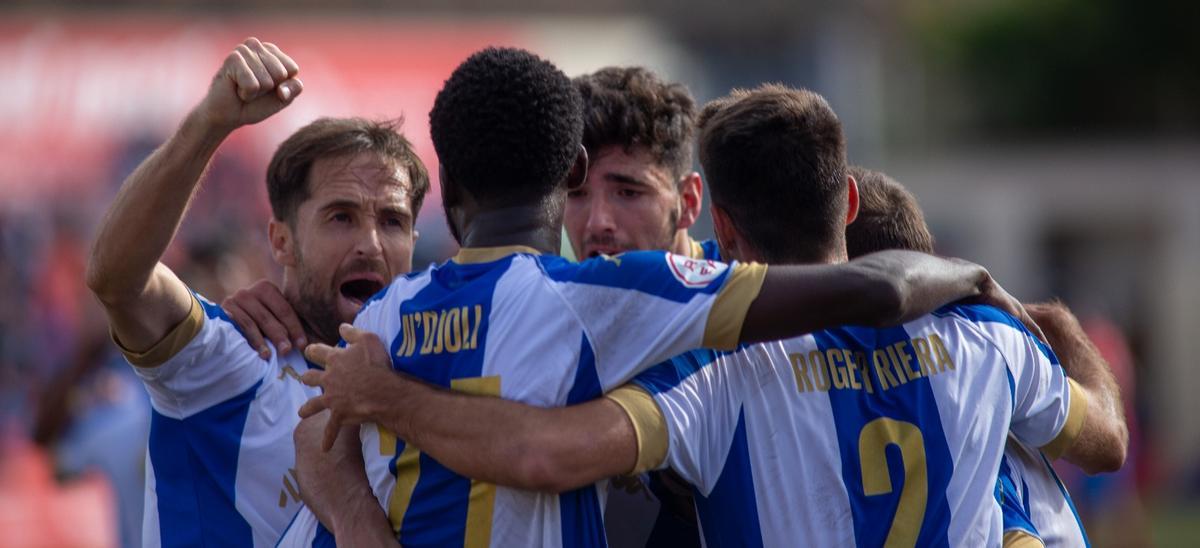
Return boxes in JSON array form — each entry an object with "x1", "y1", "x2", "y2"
[
  {"x1": 1003, "y1": 530, "x2": 1046, "y2": 548},
  {"x1": 702, "y1": 263, "x2": 768, "y2": 350},
  {"x1": 111, "y1": 294, "x2": 205, "y2": 368},
  {"x1": 605, "y1": 384, "x2": 668, "y2": 475},
  {"x1": 1041, "y1": 378, "x2": 1089, "y2": 460}
]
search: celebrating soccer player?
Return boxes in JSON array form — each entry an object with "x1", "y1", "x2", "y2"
[{"x1": 85, "y1": 38, "x2": 429, "y2": 546}]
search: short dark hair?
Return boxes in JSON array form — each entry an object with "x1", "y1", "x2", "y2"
[
  {"x1": 429, "y1": 47, "x2": 583, "y2": 207},
  {"x1": 698, "y1": 84, "x2": 847, "y2": 263},
  {"x1": 574, "y1": 67, "x2": 696, "y2": 179},
  {"x1": 267, "y1": 117, "x2": 429, "y2": 224},
  {"x1": 845, "y1": 166, "x2": 935, "y2": 257}
]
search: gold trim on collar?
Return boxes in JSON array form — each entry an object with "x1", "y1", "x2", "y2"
[
  {"x1": 689, "y1": 239, "x2": 705, "y2": 260},
  {"x1": 452, "y1": 245, "x2": 543, "y2": 265}
]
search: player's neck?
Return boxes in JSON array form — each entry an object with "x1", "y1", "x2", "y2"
[
  {"x1": 458, "y1": 205, "x2": 562, "y2": 255},
  {"x1": 669, "y1": 231, "x2": 694, "y2": 257}
]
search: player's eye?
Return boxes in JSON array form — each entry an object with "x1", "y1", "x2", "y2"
[
  {"x1": 617, "y1": 188, "x2": 642, "y2": 198},
  {"x1": 382, "y1": 216, "x2": 407, "y2": 229},
  {"x1": 330, "y1": 212, "x2": 352, "y2": 224},
  {"x1": 567, "y1": 189, "x2": 586, "y2": 199}
]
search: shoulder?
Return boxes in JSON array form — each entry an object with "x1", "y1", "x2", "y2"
[
  {"x1": 542, "y1": 251, "x2": 732, "y2": 300},
  {"x1": 932, "y1": 303, "x2": 1056, "y2": 362}
]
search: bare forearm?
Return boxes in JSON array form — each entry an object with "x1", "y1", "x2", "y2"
[
  {"x1": 742, "y1": 251, "x2": 987, "y2": 343},
  {"x1": 373, "y1": 375, "x2": 633, "y2": 492},
  {"x1": 295, "y1": 414, "x2": 397, "y2": 547},
  {"x1": 1027, "y1": 301, "x2": 1128, "y2": 472},
  {"x1": 87, "y1": 111, "x2": 227, "y2": 303}
]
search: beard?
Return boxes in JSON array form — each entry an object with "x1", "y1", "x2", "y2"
[
  {"x1": 582, "y1": 206, "x2": 679, "y2": 257},
  {"x1": 290, "y1": 249, "x2": 388, "y2": 345},
  {"x1": 291, "y1": 261, "x2": 343, "y2": 345}
]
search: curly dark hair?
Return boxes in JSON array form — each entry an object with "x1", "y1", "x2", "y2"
[
  {"x1": 429, "y1": 47, "x2": 583, "y2": 207},
  {"x1": 574, "y1": 67, "x2": 696, "y2": 179},
  {"x1": 267, "y1": 117, "x2": 429, "y2": 225},
  {"x1": 698, "y1": 84, "x2": 848, "y2": 263}
]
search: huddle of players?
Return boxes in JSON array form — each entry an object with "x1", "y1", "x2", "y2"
[{"x1": 85, "y1": 38, "x2": 1126, "y2": 547}]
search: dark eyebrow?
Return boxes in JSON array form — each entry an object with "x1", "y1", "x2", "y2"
[
  {"x1": 379, "y1": 205, "x2": 412, "y2": 220},
  {"x1": 603, "y1": 172, "x2": 651, "y2": 188},
  {"x1": 318, "y1": 199, "x2": 361, "y2": 213}
]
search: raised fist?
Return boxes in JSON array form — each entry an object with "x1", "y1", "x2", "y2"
[{"x1": 197, "y1": 37, "x2": 303, "y2": 132}]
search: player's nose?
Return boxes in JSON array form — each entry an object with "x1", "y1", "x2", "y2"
[
  {"x1": 585, "y1": 195, "x2": 617, "y2": 233},
  {"x1": 354, "y1": 224, "x2": 384, "y2": 257}
]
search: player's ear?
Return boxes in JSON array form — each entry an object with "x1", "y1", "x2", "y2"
[
  {"x1": 268, "y1": 218, "x2": 297, "y2": 267},
  {"x1": 675, "y1": 172, "x2": 703, "y2": 230},
  {"x1": 710, "y1": 205, "x2": 741, "y2": 260},
  {"x1": 565, "y1": 144, "x2": 588, "y2": 190},
  {"x1": 845, "y1": 173, "x2": 860, "y2": 226}
]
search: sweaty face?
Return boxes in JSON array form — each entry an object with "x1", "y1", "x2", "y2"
[
  {"x1": 565, "y1": 146, "x2": 680, "y2": 258},
  {"x1": 288, "y1": 152, "x2": 416, "y2": 343}
]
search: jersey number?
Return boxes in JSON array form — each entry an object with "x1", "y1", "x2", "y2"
[
  {"x1": 858, "y1": 417, "x2": 928, "y2": 548},
  {"x1": 378, "y1": 376, "x2": 501, "y2": 547}
]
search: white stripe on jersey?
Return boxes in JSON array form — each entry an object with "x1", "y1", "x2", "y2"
[
  {"x1": 633, "y1": 304, "x2": 1082, "y2": 547},
  {"x1": 130, "y1": 294, "x2": 321, "y2": 548},
  {"x1": 1001, "y1": 439, "x2": 1090, "y2": 547},
  {"x1": 320, "y1": 247, "x2": 762, "y2": 547}
]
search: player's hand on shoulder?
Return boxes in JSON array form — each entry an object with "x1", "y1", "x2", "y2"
[
  {"x1": 222, "y1": 278, "x2": 307, "y2": 360},
  {"x1": 196, "y1": 37, "x2": 302, "y2": 132},
  {"x1": 973, "y1": 277, "x2": 1048, "y2": 343},
  {"x1": 299, "y1": 324, "x2": 394, "y2": 450}
]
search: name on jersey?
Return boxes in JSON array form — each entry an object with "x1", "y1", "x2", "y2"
[
  {"x1": 789, "y1": 334, "x2": 956, "y2": 395},
  {"x1": 396, "y1": 305, "x2": 484, "y2": 357}
]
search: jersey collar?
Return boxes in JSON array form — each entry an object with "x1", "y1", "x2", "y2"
[{"x1": 452, "y1": 245, "x2": 543, "y2": 264}]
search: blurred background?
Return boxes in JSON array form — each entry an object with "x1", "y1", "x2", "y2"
[{"x1": 1, "y1": 0, "x2": 1197, "y2": 546}]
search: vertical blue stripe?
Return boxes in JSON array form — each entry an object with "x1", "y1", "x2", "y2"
[
  {"x1": 1039, "y1": 453, "x2": 1092, "y2": 547},
  {"x1": 997, "y1": 456, "x2": 1039, "y2": 537},
  {"x1": 692, "y1": 410, "x2": 764, "y2": 548},
  {"x1": 148, "y1": 380, "x2": 259, "y2": 547},
  {"x1": 384, "y1": 259, "x2": 509, "y2": 546},
  {"x1": 815, "y1": 326, "x2": 954, "y2": 548},
  {"x1": 560, "y1": 334, "x2": 608, "y2": 548}
]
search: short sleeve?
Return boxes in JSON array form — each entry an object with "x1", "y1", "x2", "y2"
[
  {"x1": 622, "y1": 350, "x2": 743, "y2": 493},
  {"x1": 548, "y1": 251, "x2": 766, "y2": 389},
  {"x1": 121, "y1": 293, "x2": 271, "y2": 419},
  {"x1": 960, "y1": 305, "x2": 1086, "y2": 458}
]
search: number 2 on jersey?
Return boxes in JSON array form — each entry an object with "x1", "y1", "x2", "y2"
[{"x1": 858, "y1": 417, "x2": 927, "y2": 548}]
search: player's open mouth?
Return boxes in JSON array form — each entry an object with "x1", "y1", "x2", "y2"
[
  {"x1": 339, "y1": 276, "x2": 385, "y2": 307},
  {"x1": 587, "y1": 248, "x2": 618, "y2": 258}
]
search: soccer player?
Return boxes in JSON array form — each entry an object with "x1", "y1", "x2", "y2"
[
  {"x1": 848, "y1": 166, "x2": 1105, "y2": 547},
  {"x1": 304, "y1": 84, "x2": 1127, "y2": 546},
  {"x1": 85, "y1": 39, "x2": 429, "y2": 546},
  {"x1": 568, "y1": 66, "x2": 714, "y2": 262},
  {"x1": 279, "y1": 48, "x2": 1005, "y2": 546}
]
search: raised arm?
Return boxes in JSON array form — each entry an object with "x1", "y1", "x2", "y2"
[
  {"x1": 741, "y1": 250, "x2": 993, "y2": 344},
  {"x1": 1027, "y1": 301, "x2": 1128, "y2": 474},
  {"x1": 85, "y1": 38, "x2": 301, "y2": 354}
]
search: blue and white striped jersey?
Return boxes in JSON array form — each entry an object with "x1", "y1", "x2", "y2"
[
  {"x1": 998, "y1": 438, "x2": 1090, "y2": 547},
  {"x1": 117, "y1": 293, "x2": 321, "y2": 547},
  {"x1": 281, "y1": 245, "x2": 765, "y2": 548},
  {"x1": 615, "y1": 303, "x2": 1087, "y2": 547}
]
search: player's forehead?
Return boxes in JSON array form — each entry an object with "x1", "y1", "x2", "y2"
[
  {"x1": 306, "y1": 152, "x2": 413, "y2": 212},
  {"x1": 587, "y1": 145, "x2": 676, "y2": 191}
]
